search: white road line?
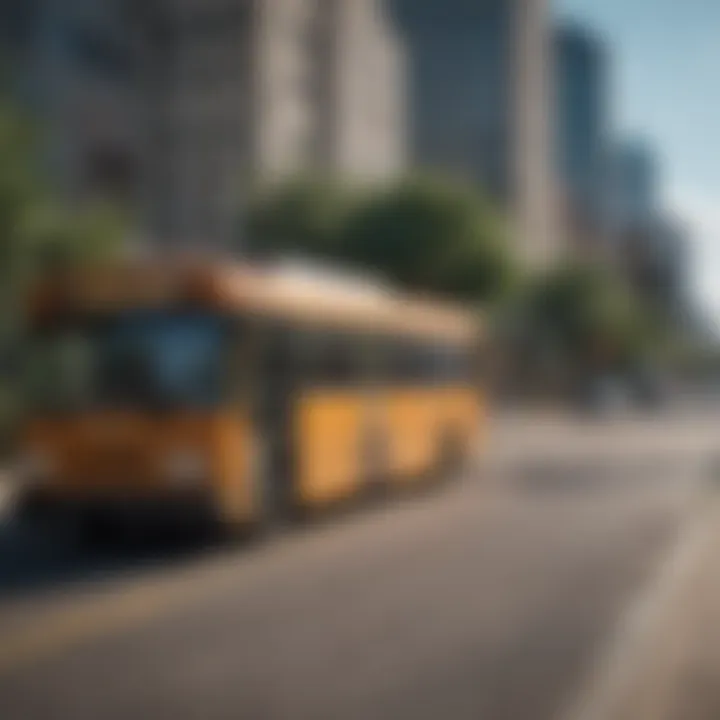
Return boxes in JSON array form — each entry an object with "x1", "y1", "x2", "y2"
[{"x1": 560, "y1": 480, "x2": 719, "y2": 720}]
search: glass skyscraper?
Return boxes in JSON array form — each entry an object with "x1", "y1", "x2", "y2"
[{"x1": 390, "y1": 0, "x2": 559, "y2": 266}]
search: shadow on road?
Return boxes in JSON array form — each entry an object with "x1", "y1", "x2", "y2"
[
  {"x1": 0, "y1": 517, "x2": 224, "y2": 604},
  {"x1": 0, "y1": 479, "x2": 457, "y2": 605}
]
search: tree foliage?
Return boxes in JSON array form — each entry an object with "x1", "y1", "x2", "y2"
[
  {"x1": 0, "y1": 95, "x2": 124, "y2": 308},
  {"x1": 523, "y1": 262, "x2": 657, "y2": 371},
  {"x1": 20, "y1": 200, "x2": 126, "y2": 272},
  {"x1": 0, "y1": 90, "x2": 124, "y2": 453},
  {"x1": 342, "y1": 176, "x2": 513, "y2": 302},
  {"x1": 0, "y1": 100, "x2": 41, "y2": 302},
  {"x1": 242, "y1": 175, "x2": 514, "y2": 305},
  {"x1": 242, "y1": 177, "x2": 357, "y2": 260}
]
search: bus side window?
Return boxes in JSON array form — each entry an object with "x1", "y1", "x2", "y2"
[
  {"x1": 424, "y1": 343, "x2": 442, "y2": 384},
  {"x1": 387, "y1": 340, "x2": 403, "y2": 384},
  {"x1": 366, "y1": 334, "x2": 388, "y2": 387},
  {"x1": 263, "y1": 326, "x2": 293, "y2": 377},
  {"x1": 455, "y1": 346, "x2": 474, "y2": 384},
  {"x1": 390, "y1": 340, "x2": 416, "y2": 384},
  {"x1": 425, "y1": 344, "x2": 446, "y2": 384},
  {"x1": 305, "y1": 330, "x2": 361, "y2": 388},
  {"x1": 370, "y1": 334, "x2": 391, "y2": 387},
  {"x1": 471, "y1": 343, "x2": 485, "y2": 387},
  {"x1": 429, "y1": 344, "x2": 473, "y2": 385},
  {"x1": 226, "y1": 320, "x2": 254, "y2": 406},
  {"x1": 447, "y1": 347, "x2": 469, "y2": 383}
]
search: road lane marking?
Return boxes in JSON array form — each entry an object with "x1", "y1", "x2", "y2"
[
  {"x1": 1, "y1": 427, "x2": 714, "y2": 680},
  {"x1": 0, "y1": 564, "x2": 233, "y2": 676},
  {"x1": 0, "y1": 532, "x2": 300, "y2": 678},
  {"x1": 560, "y1": 479, "x2": 720, "y2": 720},
  {"x1": 0, "y1": 472, "x2": 482, "y2": 676}
]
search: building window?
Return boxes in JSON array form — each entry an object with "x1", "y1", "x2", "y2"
[
  {"x1": 68, "y1": 26, "x2": 134, "y2": 80},
  {"x1": 85, "y1": 146, "x2": 137, "y2": 202}
]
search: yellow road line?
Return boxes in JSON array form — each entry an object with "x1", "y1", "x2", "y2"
[
  {"x1": 0, "y1": 559, "x2": 244, "y2": 676},
  {"x1": 0, "y1": 461, "x2": 488, "y2": 675}
]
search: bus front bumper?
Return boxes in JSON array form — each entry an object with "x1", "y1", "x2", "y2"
[{"x1": 16, "y1": 486, "x2": 218, "y2": 531}]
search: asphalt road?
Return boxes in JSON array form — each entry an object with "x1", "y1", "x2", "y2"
[{"x1": 0, "y1": 412, "x2": 717, "y2": 720}]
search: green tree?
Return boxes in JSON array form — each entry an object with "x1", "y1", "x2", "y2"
[
  {"x1": 242, "y1": 176, "x2": 358, "y2": 260},
  {"x1": 20, "y1": 199, "x2": 126, "y2": 272},
  {"x1": 0, "y1": 91, "x2": 124, "y2": 455},
  {"x1": 0, "y1": 99, "x2": 41, "y2": 316},
  {"x1": 0, "y1": 95, "x2": 124, "y2": 318},
  {"x1": 524, "y1": 262, "x2": 657, "y2": 375},
  {"x1": 342, "y1": 176, "x2": 514, "y2": 303},
  {"x1": 241, "y1": 174, "x2": 515, "y2": 305}
]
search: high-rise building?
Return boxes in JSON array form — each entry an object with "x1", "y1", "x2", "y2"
[
  {"x1": 554, "y1": 24, "x2": 607, "y2": 220},
  {"x1": 604, "y1": 140, "x2": 692, "y2": 319},
  {"x1": 135, "y1": 0, "x2": 258, "y2": 246},
  {"x1": 621, "y1": 213, "x2": 690, "y2": 320},
  {"x1": 553, "y1": 23, "x2": 610, "y2": 258},
  {"x1": 2, "y1": 0, "x2": 142, "y2": 206},
  {"x1": 309, "y1": 0, "x2": 406, "y2": 179},
  {"x1": 390, "y1": 0, "x2": 560, "y2": 267},
  {"x1": 2, "y1": 0, "x2": 406, "y2": 249},
  {"x1": 131, "y1": 0, "x2": 406, "y2": 247},
  {"x1": 604, "y1": 139, "x2": 659, "y2": 234}
]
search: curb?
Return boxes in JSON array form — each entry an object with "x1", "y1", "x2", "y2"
[{"x1": 561, "y1": 477, "x2": 720, "y2": 720}]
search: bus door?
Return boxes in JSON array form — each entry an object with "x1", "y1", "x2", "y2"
[
  {"x1": 362, "y1": 333, "x2": 389, "y2": 490},
  {"x1": 254, "y1": 325, "x2": 298, "y2": 520}
]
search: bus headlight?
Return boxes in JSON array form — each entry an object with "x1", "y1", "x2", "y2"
[
  {"x1": 162, "y1": 451, "x2": 208, "y2": 488},
  {"x1": 17, "y1": 449, "x2": 55, "y2": 486}
]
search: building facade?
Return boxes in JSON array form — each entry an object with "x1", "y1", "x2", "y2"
[
  {"x1": 554, "y1": 25, "x2": 607, "y2": 220},
  {"x1": 390, "y1": 0, "x2": 560, "y2": 267},
  {"x1": 2, "y1": 0, "x2": 142, "y2": 206},
  {"x1": 2, "y1": 0, "x2": 406, "y2": 248},
  {"x1": 621, "y1": 213, "x2": 690, "y2": 321},
  {"x1": 604, "y1": 139, "x2": 659, "y2": 234},
  {"x1": 135, "y1": 0, "x2": 257, "y2": 246},
  {"x1": 307, "y1": 0, "x2": 405, "y2": 179},
  {"x1": 553, "y1": 23, "x2": 610, "y2": 259}
]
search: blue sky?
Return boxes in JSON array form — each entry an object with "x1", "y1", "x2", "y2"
[{"x1": 554, "y1": 0, "x2": 720, "y2": 320}]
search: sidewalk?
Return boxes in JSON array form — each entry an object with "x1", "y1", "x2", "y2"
[
  {"x1": 589, "y1": 487, "x2": 720, "y2": 720},
  {"x1": 488, "y1": 408, "x2": 720, "y2": 471}
]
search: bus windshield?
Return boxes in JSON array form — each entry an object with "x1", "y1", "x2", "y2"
[{"x1": 27, "y1": 312, "x2": 227, "y2": 412}]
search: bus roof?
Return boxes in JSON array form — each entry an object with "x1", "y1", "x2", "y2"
[{"x1": 29, "y1": 259, "x2": 482, "y2": 343}]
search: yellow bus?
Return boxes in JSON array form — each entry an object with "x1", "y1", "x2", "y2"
[{"x1": 18, "y1": 259, "x2": 484, "y2": 537}]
